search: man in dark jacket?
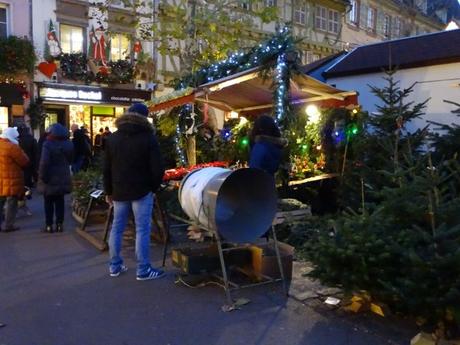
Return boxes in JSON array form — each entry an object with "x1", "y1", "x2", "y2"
[
  {"x1": 103, "y1": 103, "x2": 165, "y2": 280},
  {"x1": 71, "y1": 125, "x2": 91, "y2": 174},
  {"x1": 18, "y1": 125, "x2": 38, "y2": 187}
]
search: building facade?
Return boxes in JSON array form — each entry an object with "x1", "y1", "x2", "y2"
[
  {"x1": 31, "y1": 0, "x2": 155, "y2": 141},
  {"x1": 342, "y1": 0, "x2": 450, "y2": 48},
  {"x1": 0, "y1": 0, "x2": 32, "y2": 132},
  {"x1": 321, "y1": 29, "x2": 460, "y2": 132}
]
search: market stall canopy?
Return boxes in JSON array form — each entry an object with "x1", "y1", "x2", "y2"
[{"x1": 148, "y1": 67, "x2": 358, "y2": 115}]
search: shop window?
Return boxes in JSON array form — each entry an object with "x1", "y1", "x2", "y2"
[
  {"x1": 294, "y1": 5, "x2": 307, "y2": 25},
  {"x1": 69, "y1": 105, "x2": 91, "y2": 130},
  {"x1": 367, "y1": 7, "x2": 377, "y2": 33},
  {"x1": 111, "y1": 34, "x2": 130, "y2": 61},
  {"x1": 348, "y1": 0, "x2": 359, "y2": 26},
  {"x1": 60, "y1": 24, "x2": 84, "y2": 54},
  {"x1": 0, "y1": 107, "x2": 9, "y2": 133},
  {"x1": 0, "y1": 5, "x2": 8, "y2": 38},
  {"x1": 92, "y1": 106, "x2": 117, "y2": 140},
  {"x1": 115, "y1": 107, "x2": 125, "y2": 116}
]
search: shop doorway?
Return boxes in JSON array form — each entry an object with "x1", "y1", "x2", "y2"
[{"x1": 44, "y1": 106, "x2": 67, "y2": 129}]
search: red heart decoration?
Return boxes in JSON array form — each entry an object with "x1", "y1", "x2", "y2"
[{"x1": 38, "y1": 61, "x2": 57, "y2": 78}]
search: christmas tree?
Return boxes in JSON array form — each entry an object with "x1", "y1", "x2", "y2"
[{"x1": 304, "y1": 70, "x2": 460, "y2": 337}]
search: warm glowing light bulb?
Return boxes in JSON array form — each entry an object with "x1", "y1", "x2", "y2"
[
  {"x1": 239, "y1": 116, "x2": 248, "y2": 125},
  {"x1": 306, "y1": 105, "x2": 321, "y2": 123},
  {"x1": 229, "y1": 111, "x2": 239, "y2": 119}
]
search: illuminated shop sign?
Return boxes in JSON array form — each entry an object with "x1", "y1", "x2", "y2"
[
  {"x1": 39, "y1": 88, "x2": 102, "y2": 101},
  {"x1": 37, "y1": 84, "x2": 151, "y2": 104}
]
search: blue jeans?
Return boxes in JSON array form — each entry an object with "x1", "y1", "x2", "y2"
[{"x1": 109, "y1": 192, "x2": 154, "y2": 276}]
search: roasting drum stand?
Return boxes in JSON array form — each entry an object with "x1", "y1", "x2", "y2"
[{"x1": 171, "y1": 167, "x2": 287, "y2": 308}]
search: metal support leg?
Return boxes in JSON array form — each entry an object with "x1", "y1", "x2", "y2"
[
  {"x1": 271, "y1": 225, "x2": 288, "y2": 296},
  {"x1": 214, "y1": 231, "x2": 234, "y2": 308},
  {"x1": 162, "y1": 228, "x2": 169, "y2": 267}
]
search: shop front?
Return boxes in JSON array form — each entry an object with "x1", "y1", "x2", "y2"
[{"x1": 37, "y1": 82, "x2": 152, "y2": 143}]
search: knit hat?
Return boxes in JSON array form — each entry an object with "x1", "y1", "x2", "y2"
[
  {"x1": 49, "y1": 123, "x2": 69, "y2": 138},
  {"x1": 1, "y1": 127, "x2": 19, "y2": 144},
  {"x1": 128, "y1": 103, "x2": 149, "y2": 117}
]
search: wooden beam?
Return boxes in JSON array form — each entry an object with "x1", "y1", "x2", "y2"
[
  {"x1": 208, "y1": 72, "x2": 260, "y2": 92},
  {"x1": 195, "y1": 97, "x2": 234, "y2": 111},
  {"x1": 288, "y1": 173, "x2": 339, "y2": 186},
  {"x1": 301, "y1": 87, "x2": 345, "y2": 100}
]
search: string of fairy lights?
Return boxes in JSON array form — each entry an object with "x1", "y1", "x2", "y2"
[{"x1": 172, "y1": 26, "x2": 297, "y2": 166}]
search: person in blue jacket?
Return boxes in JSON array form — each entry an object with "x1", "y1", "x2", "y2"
[
  {"x1": 38, "y1": 123, "x2": 74, "y2": 233},
  {"x1": 249, "y1": 115, "x2": 287, "y2": 176}
]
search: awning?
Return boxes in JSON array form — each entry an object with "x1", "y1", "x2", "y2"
[{"x1": 148, "y1": 67, "x2": 358, "y2": 114}]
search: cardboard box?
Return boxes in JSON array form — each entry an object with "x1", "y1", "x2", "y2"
[
  {"x1": 171, "y1": 245, "x2": 252, "y2": 275},
  {"x1": 250, "y1": 241, "x2": 294, "y2": 280}
]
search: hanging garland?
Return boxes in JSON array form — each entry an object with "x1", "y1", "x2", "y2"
[
  {"x1": 58, "y1": 53, "x2": 134, "y2": 84},
  {"x1": 167, "y1": 26, "x2": 299, "y2": 167},
  {"x1": 176, "y1": 26, "x2": 299, "y2": 89}
]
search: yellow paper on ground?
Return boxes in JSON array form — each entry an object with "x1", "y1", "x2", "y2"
[
  {"x1": 370, "y1": 303, "x2": 385, "y2": 317},
  {"x1": 344, "y1": 301, "x2": 362, "y2": 313}
]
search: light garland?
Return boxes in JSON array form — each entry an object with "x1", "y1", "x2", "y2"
[
  {"x1": 274, "y1": 52, "x2": 288, "y2": 126},
  {"x1": 171, "y1": 26, "x2": 297, "y2": 166}
]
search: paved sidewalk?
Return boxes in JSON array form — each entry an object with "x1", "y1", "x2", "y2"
[{"x1": 0, "y1": 196, "x2": 414, "y2": 345}]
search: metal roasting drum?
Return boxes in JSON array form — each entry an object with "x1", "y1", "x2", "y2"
[{"x1": 178, "y1": 167, "x2": 278, "y2": 243}]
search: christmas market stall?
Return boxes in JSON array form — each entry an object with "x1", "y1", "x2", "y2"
[
  {"x1": 148, "y1": 27, "x2": 359, "y2": 187},
  {"x1": 144, "y1": 28, "x2": 361, "y2": 309}
]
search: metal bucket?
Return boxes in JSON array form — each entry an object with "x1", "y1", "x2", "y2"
[{"x1": 178, "y1": 167, "x2": 277, "y2": 243}]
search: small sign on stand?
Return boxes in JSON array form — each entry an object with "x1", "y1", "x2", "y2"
[{"x1": 75, "y1": 189, "x2": 111, "y2": 251}]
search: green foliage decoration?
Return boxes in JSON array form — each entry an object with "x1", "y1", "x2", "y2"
[
  {"x1": 0, "y1": 36, "x2": 36, "y2": 77},
  {"x1": 302, "y1": 70, "x2": 460, "y2": 335},
  {"x1": 72, "y1": 168, "x2": 103, "y2": 206},
  {"x1": 26, "y1": 98, "x2": 47, "y2": 130},
  {"x1": 59, "y1": 53, "x2": 134, "y2": 84}
]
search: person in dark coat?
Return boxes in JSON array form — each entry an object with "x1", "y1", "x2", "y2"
[
  {"x1": 38, "y1": 123, "x2": 74, "y2": 233},
  {"x1": 71, "y1": 124, "x2": 91, "y2": 174},
  {"x1": 37, "y1": 126, "x2": 51, "y2": 160},
  {"x1": 17, "y1": 125, "x2": 38, "y2": 216},
  {"x1": 103, "y1": 103, "x2": 165, "y2": 280},
  {"x1": 249, "y1": 115, "x2": 287, "y2": 176},
  {"x1": 18, "y1": 125, "x2": 38, "y2": 188},
  {"x1": 101, "y1": 126, "x2": 112, "y2": 150}
]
